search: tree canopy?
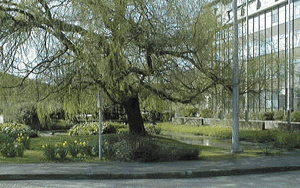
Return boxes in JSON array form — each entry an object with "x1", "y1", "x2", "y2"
[{"x1": 0, "y1": 0, "x2": 227, "y2": 134}]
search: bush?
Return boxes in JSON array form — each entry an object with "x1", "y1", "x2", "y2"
[
  {"x1": 78, "y1": 141, "x2": 94, "y2": 157},
  {"x1": 68, "y1": 121, "x2": 126, "y2": 136},
  {"x1": 0, "y1": 132, "x2": 25, "y2": 157},
  {"x1": 182, "y1": 107, "x2": 199, "y2": 117},
  {"x1": 162, "y1": 111, "x2": 175, "y2": 122},
  {"x1": 274, "y1": 110, "x2": 285, "y2": 121},
  {"x1": 68, "y1": 122, "x2": 98, "y2": 136},
  {"x1": 201, "y1": 109, "x2": 214, "y2": 118},
  {"x1": 130, "y1": 141, "x2": 161, "y2": 162},
  {"x1": 291, "y1": 111, "x2": 300, "y2": 122},
  {"x1": 276, "y1": 133, "x2": 299, "y2": 150},
  {"x1": 18, "y1": 104, "x2": 40, "y2": 126},
  {"x1": 258, "y1": 111, "x2": 274, "y2": 120},
  {"x1": 56, "y1": 141, "x2": 68, "y2": 160},
  {"x1": 42, "y1": 144, "x2": 56, "y2": 160},
  {"x1": 102, "y1": 141, "x2": 114, "y2": 160},
  {"x1": 102, "y1": 122, "x2": 117, "y2": 134},
  {"x1": 0, "y1": 142, "x2": 17, "y2": 157},
  {"x1": 145, "y1": 124, "x2": 162, "y2": 135},
  {"x1": 0, "y1": 123, "x2": 29, "y2": 135},
  {"x1": 15, "y1": 143, "x2": 25, "y2": 157},
  {"x1": 109, "y1": 133, "x2": 200, "y2": 162},
  {"x1": 16, "y1": 133, "x2": 31, "y2": 150},
  {"x1": 68, "y1": 140, "x2": 80, "y2": 158}
]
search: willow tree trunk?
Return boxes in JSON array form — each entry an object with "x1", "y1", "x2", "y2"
[{"x1": 123, "y1": 96, "x2": 146, "y2": 135}]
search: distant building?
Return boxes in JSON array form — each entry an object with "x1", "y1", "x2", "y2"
[{"x1": 213, "y1": 0, "x2": 300, "y2": 113}]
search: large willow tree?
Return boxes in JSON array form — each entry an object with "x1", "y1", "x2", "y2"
[{"x1": 0, "y1": 0, "x2": 223, "y2": 134}]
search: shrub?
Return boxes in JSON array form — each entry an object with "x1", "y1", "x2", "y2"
[
  {"x1": 109, "y1": 133, "x2": 200, "y2": 162},
  {"x1": 19, "y1": 105, "x2": 40, "y2": 126},
  {"x1": 68, "y1": 140, "x2": 80, "y2": 158},
  {"x1": 102, "y1": 122, "x2": 117, "y2": 134},
  {"x1": 291, "y1": 111, "x2": 300, "y2": 122},
  {"x1": 130, "y1": 141, "x2": 161, "y2": 162},
  {"x1": 42, "y1": 144, "x2": 56, "y2": 160},
  {"x1": 78, "y1": 141, "x2": 93, "y2": 157},
  {"x1": 0, "y1": 133, "x2": 20, "y2": 157},
  {"x1": 16, "y1": 133, "x2": 30, "y2": 150},
  {"x1": 56, "y1": 141, "x2": 68, "y2": 160},
  {"x1": 0, "y1": 132, "x2": 15, "y2": 144},
  {"x1": 68, "y1": 121, "x2": 126, "y2": 136},
  {"x1": 68, "y1": 122, "x2": 98, "y2": 136},
  {"x1": 0, "y1": 142, "x2": 17, "y2": 157},
  {"x1": 102, "y1": 142, "x2": 114, "y2": 160},
  {"x1": 276, "y1": 133, "x2": 299, "y2": 150},
  {"x1": 0, "y1": 123, "x2": 29, "y2": 135},
  {"x1": 274, "y1": 110, "x2": 285, "y2": 121},
  {"x1": 258, "y1": 111, "x2": 275, "y2": 120},
  {"x1": 182, "y1": 107, "x2": 199, "y2": 117},
  {"x1": 145, "y1": 124, "x2": 162, "y2": 135},
  {"x1": 162, "y1": 111, "x2": 175, "y2": 122},
  {"x1": 255, "y1": 131, "x2": 276, "y2": 143},
  {"x1": 90, "y1": 142, "x2": 100, "y2": 157},
  {"x1": 201, "y1": 109, "x2": 214, "y2": 118},
  {"x1": 15, "y1": 142, "x2": 25, "y2": 157}
]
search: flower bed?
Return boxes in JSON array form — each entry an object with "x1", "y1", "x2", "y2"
[{"x1": 68, "y1": 121, "x2": 128, "y2": 136}]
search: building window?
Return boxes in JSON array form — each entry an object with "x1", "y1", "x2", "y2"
[
  {"x1": 266, "y1": 38, "x2": 272, "y2": 54},
  {"x1": 256, "y1": 0, "x2": 261, "y2": 10},
  {"x1": 272, "y1": 8, "x2": 279, "y2": 24},
  {"x1": 279, "y1": 34, "x2": 285, "y2": 51},
  {"x1": 272, "y1": 35, "x2": 278, "y2": 52},
  {"x1": 295, "y1": 30, "x2": 300, "y2": 47},
  {"x1": 295, "y1": 4, "x2": 300, "y2": 19}
]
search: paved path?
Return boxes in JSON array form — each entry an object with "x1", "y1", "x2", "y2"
[{"x1": 1, "y1": 152, "x2": 300, "y2": 180}]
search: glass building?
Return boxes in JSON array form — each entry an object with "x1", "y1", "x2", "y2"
[{"x1": 213, "y1": 0, "x2": 300, "y2": 117}]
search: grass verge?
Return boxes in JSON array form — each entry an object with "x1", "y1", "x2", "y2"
[{"x1": 158, "y1": 122, "x2": 300, "y2": 149}]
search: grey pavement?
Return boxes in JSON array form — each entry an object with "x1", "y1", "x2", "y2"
[{"x1": 1, "y1": 152, "x2": 300, "y2": 181}]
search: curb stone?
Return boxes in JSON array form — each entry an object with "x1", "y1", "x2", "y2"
[{"x1": 1, "y1": 166, "x2": 300, "y2": 181}]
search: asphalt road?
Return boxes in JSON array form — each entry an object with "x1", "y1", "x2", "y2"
[{"x1": 0, "y1": 170, "x2": 300, "y2": 188}]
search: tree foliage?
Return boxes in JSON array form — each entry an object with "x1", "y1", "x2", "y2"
[{"x1": 0, "y1": 0, "x2": 226, "y2": 134}]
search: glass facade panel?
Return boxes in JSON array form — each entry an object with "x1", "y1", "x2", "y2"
[
  {"x1": 279, "y1": 6, "x2": 285, "y2": 24},
  {"x1": 272, "y1": 8, "x2": 279, "y2": 25},
  {"x1": 215, "y1": 0, "x2": 300, "y2": 112},
  {"x1": 254, "y1": 16, "x2": 259, "y2": 32},
  {"x1": 295, "y1": 0, "x2": 300, "y2": 19},
  {"x1": 266, "y1": 11, "x2": 272, "y2": 29},
  {"x1": 260, "y1": 40, "x2": 265, "y2": 55},
  {"x1": 260, "y1": 14, "x2": 265, "y2": 30},
  {"x1": 279, "y1": 34, "x2": 285, "y2": 51},
  {"x1": 249, "y1": 18, "x2": 253, "y2": 34},
  {"x1": 266, "y1": 38, "x2": 272, "y2": 54},
  {"x1": 295, "y1": 29, "x2": 300, "y2": 47},
  {"x1": 238, "y1": 23, "x2": 243, "y2": 37},
  {"x1": 272, "y1": 35, "x2": 278, "y2": 52}
]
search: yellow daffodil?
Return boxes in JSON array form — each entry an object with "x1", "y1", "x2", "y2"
[
  {"x1": 62, "y1": 141, "x2": 68, "y2": 147},
  {"x1": 83, "y1": 142, "x2": 87, "y2": 147},
  {"x1": 74, "y1": 140, "x2": 78, "y2": 144},
  {"x1": 42, "y1": 145, "x2": 46, "y2": 149}
]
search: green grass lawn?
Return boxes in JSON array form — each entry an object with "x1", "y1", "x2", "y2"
[
  {"x1": 2, "y1": 121, "x2": 297, "y2": 163},
  {"x1": 0, "y1": 134, "x2": 103, "y2": 163},
  {"x1": 0, "y1": 132, "x2": 268, "y2": 163},
  {"x1": 158, "y1": 122, "x2": 300, "y2": 146}
]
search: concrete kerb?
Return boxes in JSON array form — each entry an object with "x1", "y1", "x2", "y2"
[{"x1": 1, "y1": 166, "x2": 300, "y2": 181}]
